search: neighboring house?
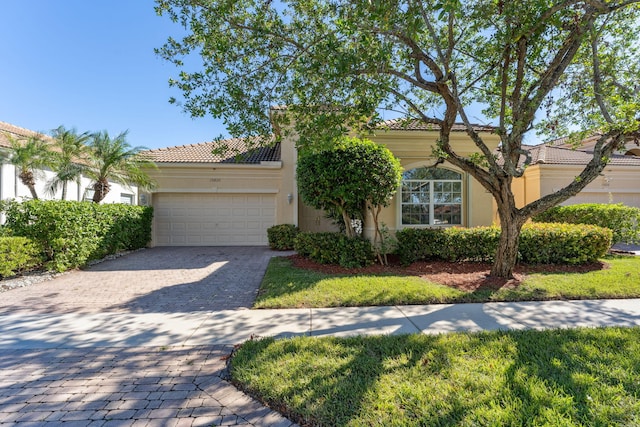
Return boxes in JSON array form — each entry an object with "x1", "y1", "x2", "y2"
[
  {"x1": 142, "y1": 118, "x2": 501, "y2": 246},
  {"x1": 0, "y1": 121, "x2": 139, "y2": 205},
  {"x1": 514, "y1": 136, "x2": 640, "y2": 211}
]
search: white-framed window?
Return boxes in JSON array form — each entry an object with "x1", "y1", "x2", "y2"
[
  {"x1": 120, "y1": 193, "x2": 134, "y2": 205},
  {"x1": 401, "y1": 167, "x2": 463, "y2": 226}
]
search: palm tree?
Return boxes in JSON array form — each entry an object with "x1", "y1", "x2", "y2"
[
  {"x1": 46, "y1": 126, "x2": 91, "y2": 200},
  {"x1": 85, "y1": 130, "x2": 156, "y2": 203},
  {"x1": 0, "y1": 133, "x2": 51, "y2": 199}
]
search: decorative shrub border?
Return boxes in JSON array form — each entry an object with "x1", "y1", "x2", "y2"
[
  {"x1": 533, "y1": 203, "x2": 639, "y2": 243},
  {"x1": 396, "y1": 223, "x2": 612, "y2": 265},
  {"x1": 4, "y1": 200, "x2": 153, "y2": 272}
]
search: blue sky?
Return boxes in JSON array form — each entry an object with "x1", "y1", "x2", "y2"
[{"x1": 0, "y1": 0, "x2": 228, "y2": 150}]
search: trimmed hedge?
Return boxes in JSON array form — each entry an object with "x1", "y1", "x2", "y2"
[
  {"x1": 397, "y1": 223, "x2": 612, "y2": 265},
  {"x1": 519, "y1": 222, "x2": 612, "y2": 264},
  {"x1": 0, "y1": 236, "x2": 43, "y2": 278},
  {"x1": 294, "y1": 232, "x2": 374, "y2": 268},
  {"x1": 395, "y1": 228, "x2": 448, "y2": 264},
  {"x1": 4, "y1": 200, "x2": 153, "y2": 272},
  {"x1": 533, "y1": 203, "x2": 640, "y2": 243},
  {"x1": 441, "y1": 227, "x2": 499, "y2": 262},
  {"x1": 267, "y1": 224, "x2": 299, "y2": 250}
]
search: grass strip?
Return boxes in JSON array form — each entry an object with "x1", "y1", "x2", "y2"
[
  {"x1": 255, "y1": 256, "x2": 640, "y2": 308},
  {"x1": 231, "y1": 327, "x2": 640, "y2": 426}
]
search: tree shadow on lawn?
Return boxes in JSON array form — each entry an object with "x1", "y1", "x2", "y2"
[
  {"x1": 232, "y1": 327, "x2": 640, "y2": 426},
  {"x1": 502, "y1": 327, "x2": 640, "y2": 425}
]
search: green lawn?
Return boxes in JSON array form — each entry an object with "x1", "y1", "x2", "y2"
[
  {"x1": 254, "y1": 255, "x2": 640, "y2": 308},
  {"x1": 231, "y1": 327, "x2": 640, "y2": 426}
]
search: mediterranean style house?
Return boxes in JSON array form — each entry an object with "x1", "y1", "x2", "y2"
[
  {"x1": 142, "y1": 121, "x2": 640, "y2": 247},
  {"x1": 6, "y1": 117, "x2": 637, "y2": 247},
  {"x1": 0, "y1": 121, "x2": 139, "y2": 205},
  {"x1": 141, "y1": 119, "x2": 501, "y2": 246}
]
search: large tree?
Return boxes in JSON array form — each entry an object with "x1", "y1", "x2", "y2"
[
  {"x1": 0, "y1": 133, "x2": 51, "y2": 200},
  {"x1": 156, "y1": 0, "x2": 640, "y2": 278},
  {"x1": 47, "y1": 126, "x2": 91, "y2": 200},
  {"x1": 85, "y1": 131, "x2": 156, "y2": 203}
]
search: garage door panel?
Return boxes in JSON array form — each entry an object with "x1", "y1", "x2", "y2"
[{"x1": 154, "y1": 193, "x2": 276, "y2": 246}]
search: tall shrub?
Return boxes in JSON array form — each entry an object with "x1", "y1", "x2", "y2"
[
  {"x1": 4, "y1": 200, "x2": 153, "y2": 272},
  {"x1": 296, "y1": 136, "x2": 402, "y2": 264},
  {"x1": 533, "y1": 203, "x2": 640, "y2": 243},
  {"x1": 0, "y1": 237, "x2": 43, "y2": 277}
]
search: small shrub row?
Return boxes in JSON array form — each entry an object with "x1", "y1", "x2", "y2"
[
  {"x1": 519, "y1": 222, "x2": 612, "y2": 264},
  {"x1": 533, "y1": 203, "x2": 640, "y2": 243},
  {"x1": 0, "y1": 236, "x2": 43, "y2": 278},
  {"x1": 397, "y1": 223, "x2": 612, "y2": 265},
  {"x1": 4, "y1": 200, "x2": 153, "y2": 272},
  {"x1": 294, "y1": 232, "x2": 374, "y2": 268},
  {"x1": 267, "y1": 224, "x2": 299, "y2": 250}
]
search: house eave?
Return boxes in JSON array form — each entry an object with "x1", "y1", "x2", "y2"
[{"x1": 152, "y1": 161, "x2": 283, "y2": 169}]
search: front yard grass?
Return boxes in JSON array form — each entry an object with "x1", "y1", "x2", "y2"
[
  {"x1": 231, "y1": 327, "x2": 640, "y2": 426},
  {"x1": 254, "y1": 255, "x2": 640, "y2": 308}
]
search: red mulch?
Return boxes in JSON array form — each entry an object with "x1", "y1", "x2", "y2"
[{"x1": 287, "y1": 254, "x2": 608, "y2": 292}]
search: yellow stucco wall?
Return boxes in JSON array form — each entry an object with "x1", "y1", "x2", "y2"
[
  {"x1": 146, "y1": 136, "x2": 299, "y2": 244},
  {"x1": 296, "y1": 129, "x2": 501, "y2": 237},
  {"x1": 526, "y1": 164, "x2": 640, "y2": 208}
]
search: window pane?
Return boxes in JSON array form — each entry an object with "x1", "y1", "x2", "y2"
[
  {"x1": 434, "y1": 204, "x2": 462, "y2": 225},
  {"x1": 401, "y1": 167, "x2": 462, "y2": 226}
]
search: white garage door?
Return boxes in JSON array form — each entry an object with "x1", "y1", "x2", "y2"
[{"x1": 153, "y1": 193, "x2": 276, "y2": 246}]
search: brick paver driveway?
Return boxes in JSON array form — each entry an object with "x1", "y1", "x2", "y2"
[{"x1": 0, "y1": 247, "x2": 297, "y2": 426}]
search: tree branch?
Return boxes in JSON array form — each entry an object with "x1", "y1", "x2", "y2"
[
  {"x1": 589, "y1": 22, "x2": 614, "y2": 123},
  {"x1": 520, "y1": 132, "x2": 623, "y2": 218}
]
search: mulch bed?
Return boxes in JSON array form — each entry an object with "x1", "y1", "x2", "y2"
[{"x1": 287, "y1": 254, "x2": 608, "y2": 292}]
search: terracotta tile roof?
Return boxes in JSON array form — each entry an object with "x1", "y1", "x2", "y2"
[
  {"x1": 0, "y1": 121, "x2": 53, "y2": 148},
  {"x1": 141, "y1": 135, "x2": 280, "y2": 164},
  {"x1": 269, "y1": 107, "x2": 496, "y2": 133},
  {"x1": 376, "y1": 118, "x2": 496, "y2": 132},
  {"x1": 142, "y1": 117, "x2": 495, "y2": 164},
  {"x1": 523, "y1": 144, "x2": 640, "y2": 166}
]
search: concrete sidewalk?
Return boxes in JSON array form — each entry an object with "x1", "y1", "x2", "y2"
[{"x1": 2, "y1": 298, "x2": 639, "y2": 349}]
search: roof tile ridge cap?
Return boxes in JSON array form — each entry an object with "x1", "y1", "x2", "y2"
[{"x1": 538, "y1": 144, "x2": 547, "y2": 164}]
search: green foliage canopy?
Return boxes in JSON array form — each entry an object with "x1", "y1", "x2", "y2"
[
  {"x1": 296, "y1": 137, "x2": 402, "y2": 236},
  {"x1": 156, "y1": 0, "x2": 640, "y2": 277},
  {"x1": 85, "y1": 131, "x2": 157, "y2": 203}
]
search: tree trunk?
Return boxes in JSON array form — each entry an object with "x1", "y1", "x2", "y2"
[
  {"x1": 27, "y1": 185, "x2": 38, "y2": 200},
  {"x1": 368, "y1": 202, "x2": 386, "y2": 265},
  {"x1": 341, "y1": 208, "x2": 355, "y2": 238},
  {"x1": 92, "y1": 179, "x2": 110, "y2": 203},
  {"x1": 491, "y1": 216, "x2": 525, "y2": 278},
  {"x1": 19, "y1": 170, "x2": 38, "y2": 200},
  {"x1": 490, "y1": 180, "x2": 527, "y2": 279},
  {"x1": 61, "y1": 182, "x2": 67, "y2": 200}
]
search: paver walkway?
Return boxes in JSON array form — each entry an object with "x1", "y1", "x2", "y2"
[{"x1": 0, "y1": 247, "x2": 297, "y2": 427}]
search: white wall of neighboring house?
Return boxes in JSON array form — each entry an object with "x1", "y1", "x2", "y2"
[{"x1": 0, "y1": 161, "x2": 139, "y2": 204}]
